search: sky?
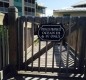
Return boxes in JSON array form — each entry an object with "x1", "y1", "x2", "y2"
[{"x1": 37, "y1": 0, "x2": 82, "y2": 16}]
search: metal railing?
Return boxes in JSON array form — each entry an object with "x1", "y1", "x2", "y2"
[
  {"x1": 0, "y1": 7, "x2": 8, "y2": 13},
  {"x1": 24, "y1": 2, "x2": 35, "y2": 8},
  {"x1": 36, "y1": 9, "x2": 45, "y2": 14},
  {"x1": 0, "y1": 0, "x2": 9, "y2": 2},
  {"x1": 0, "y1": 7, "x2": 3, "y2": 12},
  {"x1": 4, "y1": 8, "x2": 8, "y2": 12},
  {"x1": 25, "y1": 11, "x2": 35, "y2": 16}
]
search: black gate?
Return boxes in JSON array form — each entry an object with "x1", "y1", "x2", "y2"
[
  {"x1": 16, "y1": 16, "x2": 86, "y2": 79},
  {"x1": 1, "y1": 7, "x2": 86, "y2": 79}
]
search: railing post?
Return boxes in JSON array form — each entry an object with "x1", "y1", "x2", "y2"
[{"x1": 8, "y1": 6, "x2": 18, "y2": 65}]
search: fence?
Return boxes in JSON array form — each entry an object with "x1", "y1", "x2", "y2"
[
  {"x1": 0, "y1": 13, "x2": 9, "y2": 71},
  {"x1": 0, "y1": 7, "x2": 86, "y2": 79}
]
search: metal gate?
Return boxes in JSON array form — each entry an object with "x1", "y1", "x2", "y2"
[{"x1": 1, "y1": 7, "x2": 86, "y2": 79}]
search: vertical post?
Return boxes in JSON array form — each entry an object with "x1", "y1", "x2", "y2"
[
  {"x1": 8, "y1": 7, "x2": 18, "y2": 65},
  {"x1": 17, "y1": 17, "x2": 24, "y2": 69},
  {"x1": 78, "y1": 17, "x2": 86, "y2": 72}
]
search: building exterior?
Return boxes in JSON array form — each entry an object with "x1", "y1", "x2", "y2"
[
  {"x1": 53, "y1": 8, "x2": 86, "y2": 17},
  {"x1": 36, "y1": 3, "x2": 46, "y2": 16},
  {"x1": 23, "y1": 0, "x2": 36, "y2": 16},
  {"x1": 0, "y1": 0, "x2": 46, "y2": 16},
  {"x1": 0, "y1": 0, "x2": 9, "y2": 13},
  {"x1": 53, "y1": 0, "x2": 86, "y2": 17}
]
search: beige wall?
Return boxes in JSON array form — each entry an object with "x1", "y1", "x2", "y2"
[
  {"x1": 36, "y1": 13, "x2": 41, "y2": 17},
  {"x1": 53, "y1": 11, "x2": 86, "y2": 17},
  {"x1": 0, "y1": 13, "x2": 4, "y2": 25}
]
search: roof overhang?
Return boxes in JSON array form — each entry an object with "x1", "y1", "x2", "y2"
[
  {"x1": 72, "y1": 0, "x2": 86, "y2": 7},
  {"x1": 53, "y1": 8, "x2": 86, "y2": 13}
]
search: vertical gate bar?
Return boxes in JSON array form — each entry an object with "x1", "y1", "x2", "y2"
[
  {"x1": 84, "y1": 34, "x2": 86, "y2": 79},
  {"x1": 4, "y1": 26, "x2": 7, "y2": 66},
  {"x1": 84, "y1": 55, "x2": 86, "y2": 79},
  {"x1": 4, "y1": 27, "x2": 7, "y2": 66},
  {"x1": 7, "y1": 29, "x2": 9, "y2": 65},
  {"x1": 45, "y1": 17, "x2": 48, "y2": 73},
  {"x1": 5, "y1": 27, "x2": 9, "y2": 65},
  {"x1": 74, "y1": 29, "x2": 79, "y2": 70},
  {"x1": 38, "y1": 24, "x2": 41, "y2": 72},
  {"x1": 45, "y1": 41, "x2": 48, "y2": 72},
  {"x1": 17, "y1": 17, "x2": 20, "y2": 70},
  {"x1": 0, "y1": 31, "x2": 2, "y2": 70},
  {"x1": 84, "y1": 50, "x2": 86, "y2": 79},
  {"x1": 3, "y1": 26, "x2": 6, "y2": 66},
  {"x1": 2, "y1": 26, "x2": 5, "y2": 68},
  {"x1": 25, "y1": 18, "x2": 27, "y2": 70},
  {"x1": 38, "y1": 39, "x2": 41, "y2": 72},
  {"x1": 52, "y1": 42, "x2": 55, "y2": 73},
  {"x1": 17, "y1": 18, "x2": 19, "y2": 69},
  {"x1": 83, "y1": 18, "x2": 86, "y2": 79},
  {"x1": 66, "y1": 34, "x2": 69, "y2": 74},
  {"x1": 84, "y1": 21, "x2": 86, "y2": 79},
  {"x1": 59, "y1": 42, "x2": 62, "y2": 73},
  {"x1": 85, "y1": 66, "x2": 86, "y2": 79},
  {"x1": 66, "y1": 17, "x2": 71, "y2": 74},
  {"x1": 31, "y1": 20, "x2": 34, "y2": 72}
]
